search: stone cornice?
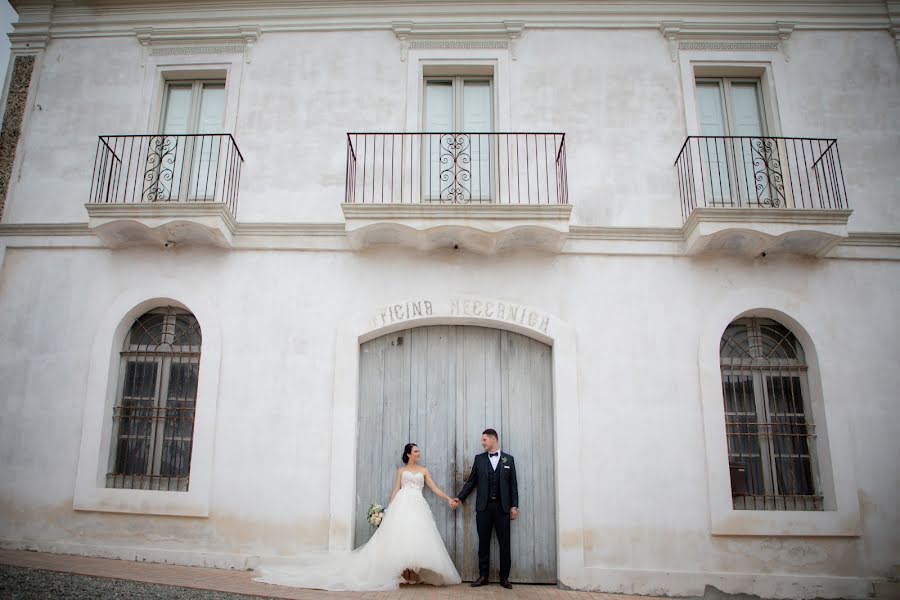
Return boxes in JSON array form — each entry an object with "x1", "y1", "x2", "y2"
[
  {"x1": 9, "y1": 2, "x2": 895, "y2": 43},
  {"x1": 134, "y1": 25, "x2": 261, "y2": 46},
  {"x1": 0, "y1": 223, "x2": 92, "y2": 236},
  {"x1": 568, "y1": 225, "x2": 682, "y2": 242},
  {"x1": 843, "y1": 232, "x2": 900, "y2": 247},
  {"x1": 659, "y1": 20, "x2": 795, "y2": 61},
  {"x1": 3, "y1": 220, "x2": 900, "y2": 257},
  {"x1": 235, "y1": 222, "x2": 346, "y2": 237}
]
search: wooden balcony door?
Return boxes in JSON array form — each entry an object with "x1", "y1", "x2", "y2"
[
  {"x1": 149, "y1": 80, "x2": 225, "y2": 201},
  {"x1": 695, "y1": 78, "x2": 787, "y2": 207},
  {"x1": 354, "y1": 325, "x2": 557, "y2": 583},
  {"x1": 423, "y1": 77, "x2": 494, "y2": 202}
]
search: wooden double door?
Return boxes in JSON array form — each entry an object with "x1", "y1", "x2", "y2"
[{"x1": 354, "y1": 325, "x2": 557, "y2": 583}]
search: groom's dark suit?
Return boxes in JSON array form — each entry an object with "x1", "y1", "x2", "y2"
[{"x1": 455, "y1": 451, "x2": 519, "y2": 580}]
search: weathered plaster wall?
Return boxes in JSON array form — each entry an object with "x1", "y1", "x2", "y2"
[
  {"x1": 0, "y1": 246, "x2": 897, "y2": 595},
  {"x1": 1, "y1": 29, "x2": 896, "y2": 230}
]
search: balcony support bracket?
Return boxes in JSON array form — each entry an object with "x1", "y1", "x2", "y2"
[
  {"x1": 341, "y1": 203, "x2": 572, "y2": 254},
  {"x1": 85, "y1": 202, "x2": 236, "y2": 249},
  {"x1": 682, "y1": 207, "x2": 852, "y2": 257}
]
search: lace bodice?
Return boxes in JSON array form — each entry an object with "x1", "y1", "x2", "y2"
[{"x1": 401, "y1": 470, "x2": 425, "y2": 492}]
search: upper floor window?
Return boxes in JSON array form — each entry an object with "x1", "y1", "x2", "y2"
[
  {"x1": 720, "y1": 317, "x2": 823, "y2": 511},
  {"x1": 107, "y1": 307, "x2": 202, "y2": 492}
]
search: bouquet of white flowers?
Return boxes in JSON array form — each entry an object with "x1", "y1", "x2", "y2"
[{"x1": 366, "y1": 503, "x2": 384, "y2": 528}]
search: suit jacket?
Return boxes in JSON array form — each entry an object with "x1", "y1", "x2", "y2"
[{"x1": 456, "y1": 451, "x2": 519, "y2": 513}]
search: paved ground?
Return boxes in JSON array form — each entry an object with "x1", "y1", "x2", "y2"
[{"x1": 0, "y1": 549, "x2": 665, "y2": 600}]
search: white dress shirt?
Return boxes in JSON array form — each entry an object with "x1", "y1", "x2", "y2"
[{"x1": 489, "y1": 449, "x2": 501, "y2": 471}]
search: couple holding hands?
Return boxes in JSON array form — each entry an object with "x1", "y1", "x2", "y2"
[{"x1": 256, "y1": 428, "x2": 520, "y2": 592}]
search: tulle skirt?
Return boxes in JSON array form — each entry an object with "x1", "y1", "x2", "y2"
[{"x1": 254, "y1": 487, "x2": 462, "y2": 591}]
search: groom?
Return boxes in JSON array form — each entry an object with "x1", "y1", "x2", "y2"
[{"x1": 450, "y1": 428, "x2": 519, "y2": 589}]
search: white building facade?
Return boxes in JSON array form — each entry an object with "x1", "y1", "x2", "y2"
[{"x1": 0, "y1": 1, "x2": 898, "y2": 597}]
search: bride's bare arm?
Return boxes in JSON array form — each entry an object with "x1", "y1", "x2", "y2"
[
  {"x1": 423, "y1": 469, "x2": 451, "y2": 502},
  {"x1": 388, "y1": 468, "x2": 403, "y2": 504}
]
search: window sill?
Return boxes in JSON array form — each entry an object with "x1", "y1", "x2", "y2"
[
  {"x1": 73, "y1": 486, "x2": 209, "y2": 517},
  {"x1": 710, "y1": 505, "x2": 860, "y2": 537}
]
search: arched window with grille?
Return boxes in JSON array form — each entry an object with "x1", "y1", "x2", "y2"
[
  {"x1": 107, "y1": 307, "x2": 201, "y2": 492},
  {"x1": 720, "y1": 317, "x2": 822, "y2": 511}
]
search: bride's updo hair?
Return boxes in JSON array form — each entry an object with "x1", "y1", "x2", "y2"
[{"x1": 402, "y1": 443, "x2": 418, "y2": 464}]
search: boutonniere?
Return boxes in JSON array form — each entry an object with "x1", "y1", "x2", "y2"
[{"x1": 501, "y1": 456, "x2": 508, "y2": 464}]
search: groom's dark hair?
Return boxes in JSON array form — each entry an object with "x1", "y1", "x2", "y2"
[{"x1": 482, "y1": 428, "x2": 498, "y2": 439}]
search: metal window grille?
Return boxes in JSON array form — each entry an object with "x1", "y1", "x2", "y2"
[
  {"x1": 720, "y1": 318, "x2": 823, "y2": 511},
  {"x1": 107, "y1": 307, "x2": 202, "y2": 492}
]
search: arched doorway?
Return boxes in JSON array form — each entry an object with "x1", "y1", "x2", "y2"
[{"x1": 354, "y1": 325, "x2": 557, "y2": 583}]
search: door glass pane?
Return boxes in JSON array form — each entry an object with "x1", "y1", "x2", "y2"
[
  {"x1": 162, "y1": 85, "x2": 192, "y2": 135},
  {"x1": 730, "y1": 82, "x2": 773, "y2": 205},
  {"x1": 730, "y1": 83, "x2": 763, "y2": 136},
  {"x1": 145, "y1": 85, "x2": 192, "y2": 201},
  {"x1": 696, "y1": 82, "x2": 726, "y2": 136},
  {"x1": 695, "y1": 82, "x2": 730, "y2": 204},
  {"x1": 463, "y1": 81, "x2": 492, "y2": 200},
  {"x1": 189, "y1": 83, "x2": 226, "y2": 198},
  {"x1": 425, "y1": 81, "x2": 453, "y2": 200}
]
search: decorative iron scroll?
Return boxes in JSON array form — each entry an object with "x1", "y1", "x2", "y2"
[
  {"x1": 439, "y1": 133, "x2": 472, "y2": 203},
  {"x1": 142, "y1": 136, "x2": 178, "y2": 202},
  {"x1": 751, "y1": 137, "x2": 786, "y2": 208}
]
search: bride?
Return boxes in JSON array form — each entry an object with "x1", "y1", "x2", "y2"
[{"x1": 254, "y1": 443, "x2": 462, "y2": 591}]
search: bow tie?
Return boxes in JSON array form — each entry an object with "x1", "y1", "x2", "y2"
[{"x1": 489, "y1": 453, "x2": 498, "y2": 457}]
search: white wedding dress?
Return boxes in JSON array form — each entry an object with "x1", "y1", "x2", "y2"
[{"x1": 254, "y1": 470, "x2": 462, "y2": 591}]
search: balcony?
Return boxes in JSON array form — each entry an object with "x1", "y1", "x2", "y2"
[
  {"x1": 86, "y1": 134, "x2": 244, "y2": 248},
  {"x1": 342, "y1": 132, "x2": 572, "y2": 253},
  {"x1": 675, "y1": 136, "x2": 852, "y2": 257}
]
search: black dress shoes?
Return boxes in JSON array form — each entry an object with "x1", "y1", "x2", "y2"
[
  {"x1": 470, "y1": 576, "x2": 489, "y2": 587},
  {"x1": 500, "y1": 578, "x2": 513, "y2": 589}
]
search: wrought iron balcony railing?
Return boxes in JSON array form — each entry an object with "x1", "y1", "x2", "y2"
[
  {"x1": 90, "y1": 134, "x2": 244, "y2": 216},
  {"x1": 674, "y1": 136, "x2": 848, "y2": 221},
  {"x1": 345, "y1": 132, "x2": 568, "y2": 205}
]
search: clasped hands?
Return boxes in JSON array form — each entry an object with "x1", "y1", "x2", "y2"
[{"x1": 447, "y1": 498, "x2": 518, "y2": 520}]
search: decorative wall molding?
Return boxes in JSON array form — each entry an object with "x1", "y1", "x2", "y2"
[
  {"x1": 677, "y1": 41, "x2": 779, "y2": 51},
  {"x1": 148, "y1": 45, "x2": 246, "y2": 56},
  {"x1": 134, "y1": 26, "x2": 261, "y2": 47},
  {"x1": 843, "y1": 231, "x2": 900, "y2": 247},
  {"x1": 0, "y1": 55, "x2": 36, "y2": 221},
  {"x1": 891, "y1": 23, "x2": 900, "y2": 62},
  {"x1": 5, "y1": 3, "x2": 895, "y2": 49},
  {"x1": 408, "y1": 40, "x2": 510, "y2": 50},
  {"x1": 2, "y1": 221, "x2": 899, "y2": 256},
  {"x1": 392, "y1": 20, "x2": 523, "y2": 61},
  {"x1": 134, "y1": 26, "x2": 260, "y2": 63},
  {"x1": 659, "y1": 20, "x2": 794, "y2": 61},
  {"x1": 889, "y1": 2, "x2": 900, "y2": 61},
  {"x1": 8, "y1": 32, "x2": 50, "y2": 53}
]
